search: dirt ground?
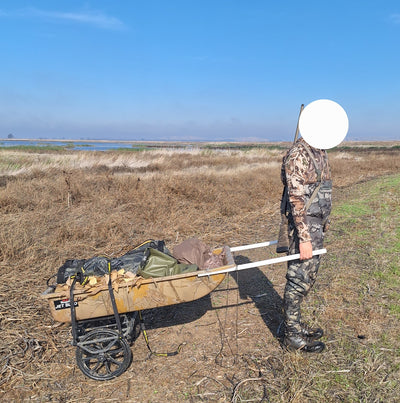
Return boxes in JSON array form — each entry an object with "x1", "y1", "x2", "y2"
[{"x1": 1, "y1": 144, "x2": 399, "y2": 402}]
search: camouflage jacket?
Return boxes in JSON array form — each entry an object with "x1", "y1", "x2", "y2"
[{"x1": 281, "y1": 138, "x2": 331, "y2": 243}]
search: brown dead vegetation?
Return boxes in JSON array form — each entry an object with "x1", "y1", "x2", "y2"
[{"x1": 0, "y1": 143, "x2": 399, "y2": 402}]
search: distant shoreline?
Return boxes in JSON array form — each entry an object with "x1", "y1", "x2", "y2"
[
  {"x1": 0, "y1": 138, "x2": 183, "y2": 144},
  {"x1": 0, "y1": 138, "x2": 278, "y2": 145},
  {"x1": 1, "y1": 138, "x2": 399, "y2": 144}
]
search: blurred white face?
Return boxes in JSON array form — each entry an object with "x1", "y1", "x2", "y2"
[{"x1": 299, "y1": 99, "x2": 349, "y2": 149}]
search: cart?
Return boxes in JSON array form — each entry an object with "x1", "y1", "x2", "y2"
[{"x1": 41, "y1": 242, "x2": 326, "y2": 381}]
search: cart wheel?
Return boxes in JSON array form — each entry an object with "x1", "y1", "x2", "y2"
[
  {"x1": 123, "y1": 312, "x2": 141, "y2": 343},
  {"x1": 76, "y1": 328, "x2": 132, "y2": 381}
]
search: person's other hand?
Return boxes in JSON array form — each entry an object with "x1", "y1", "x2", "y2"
[{"x1": 299, "y1": 241, "x2": 313, "y2": 260}]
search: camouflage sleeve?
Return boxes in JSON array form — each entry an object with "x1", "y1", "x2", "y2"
[{"x1": 284, "y1": 147, "x2": 312, "y2": 243}]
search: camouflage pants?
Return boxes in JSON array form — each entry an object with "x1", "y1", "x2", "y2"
[
  {"x1": 283, "y1": 255, "x2": 321, "y2": 334},
  {"x1": 283, "y1": 215, "x2": 324, "y2": 335}
]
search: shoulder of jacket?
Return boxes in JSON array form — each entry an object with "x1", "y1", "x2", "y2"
[{"x1": 285, "y1": 140, "x2": 307, "y2": 161}]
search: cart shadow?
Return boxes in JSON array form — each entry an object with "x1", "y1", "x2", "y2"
[
  {"x1": 139, "y1": 294, "x2": 214, "y2": 330},
  {"x1": 142, "y1": 255, "x2": 284, "y2": 341}
]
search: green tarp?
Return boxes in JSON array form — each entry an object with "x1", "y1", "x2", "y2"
[{"x1": 138, "y1": 248, "x2": 198, "y2": 279}]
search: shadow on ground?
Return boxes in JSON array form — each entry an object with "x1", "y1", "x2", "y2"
[
  {"x1": 143, "y1": 254, "x2": 284, "y2": 342},
  {"x1": 232, "y1": 255, "x2": 284, "y2": 340}
]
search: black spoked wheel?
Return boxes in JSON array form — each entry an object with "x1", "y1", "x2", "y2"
[{"x1": 76, "y1": 328, "x2": 132, "y2": 381}]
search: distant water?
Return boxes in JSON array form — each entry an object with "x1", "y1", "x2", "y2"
[{"x1": 0, "y1": 140, "x2": 141, "y2": 151}]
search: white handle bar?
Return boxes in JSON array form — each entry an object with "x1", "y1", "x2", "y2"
[
  {"x1": 229, "y1": 240, "x2": 278, "y2": 252},
  {"x1": 198, "y1": 246, "x2": 326, "y2": 277}
]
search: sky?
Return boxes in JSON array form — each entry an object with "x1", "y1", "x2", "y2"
[{"x1": 0, "y1": 1, "x2": 399, "y2": 142}]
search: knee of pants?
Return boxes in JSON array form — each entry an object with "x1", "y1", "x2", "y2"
[{"x1": 284, "y1": 277, "x2": 311, "y2": 299}]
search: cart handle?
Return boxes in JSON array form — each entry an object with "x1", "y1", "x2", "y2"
[
  {"x1": 230, "y1": 240, "x2": 277, "y2": 252},
  {"x1": 198, "y1": 248, "x2": 326, "y2": 277}
]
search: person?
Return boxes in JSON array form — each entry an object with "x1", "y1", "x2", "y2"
[{"x1": 280, "y1": 136, "x2": 332, "y2": 353}]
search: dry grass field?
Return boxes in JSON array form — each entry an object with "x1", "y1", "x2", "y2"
[{"x1": 1, "y1": 142, "x2": 399, "y2": 402}]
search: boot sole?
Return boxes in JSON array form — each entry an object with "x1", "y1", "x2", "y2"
[{"x1": 283, "y1": 341, "x2": 325, "y2": 353}]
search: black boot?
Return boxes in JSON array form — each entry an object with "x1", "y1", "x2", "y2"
[
  {"x1": 283, "y1": 332, "x2": 325, "y2": 353},
  {"x1": 300, "y1": 322, "x2": 324, "y2": 341},
  {"x1": 283, "y1": 332, "x2": 306, "y2": 350}
]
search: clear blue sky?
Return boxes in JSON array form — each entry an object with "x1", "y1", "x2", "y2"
[{"x1": 0, "y1": 1, "x2": 399, "y2": 141}]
